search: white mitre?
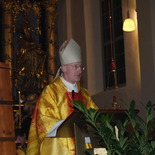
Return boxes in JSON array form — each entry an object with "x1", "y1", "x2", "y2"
[
  {"x1": 54, "y1": 38, "x2": 82, "y2": 80},
  {"x1": 59, "y1": 38, "x2": 82, "y2": 65}
]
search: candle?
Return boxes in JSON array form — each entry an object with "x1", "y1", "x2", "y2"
[
  {"x1": 18, "y1": 91, "x2": 21, "y2": 104},
  {"x1": 18, "y1": 90, "x2": 22, "y2": 128}
]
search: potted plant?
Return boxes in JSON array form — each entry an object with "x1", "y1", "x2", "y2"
[{"x1": 73, "y1": 100, "x2": 155, "y2": 155}]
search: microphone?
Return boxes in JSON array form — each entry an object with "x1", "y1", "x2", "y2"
[{"x1": 72, "y1": 90, "x2": 74, "y2": 100}]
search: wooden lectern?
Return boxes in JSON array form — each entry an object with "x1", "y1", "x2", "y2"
[
  {"x1": 54, "y1": 109, "x2": 140, "y2": 155},
  {"x1": 0, "y1": 62, "x2": 16, "y2": 155},
  {"x1": 56, "y1": 111, "x2": 88, "y2": 155}
]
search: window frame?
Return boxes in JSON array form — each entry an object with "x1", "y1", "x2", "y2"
[{"x1": 101, "y1": 0, "x2": 126, "y2": 90}]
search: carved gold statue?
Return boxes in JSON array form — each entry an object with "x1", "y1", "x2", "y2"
[{"x1": 14, "y1": 18, "x2": 47, "y2": 96}]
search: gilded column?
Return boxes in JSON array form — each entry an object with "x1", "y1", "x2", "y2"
[
  {"x1": 44, "y1": 0, "x2": 58, "y2": 83},
  {"x1": 1, "y1": 2, "x2": 13, "y2": 76}
]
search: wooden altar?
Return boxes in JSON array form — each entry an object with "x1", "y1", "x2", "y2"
[{"x1": 0, "y1": 62, "x2": 16, "y2": 155}]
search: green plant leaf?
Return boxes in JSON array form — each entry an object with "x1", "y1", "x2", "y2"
[
  {"x1": 130, "y1": 119, "x2": 136, "y2": 128},
  {"x1": 146, "y1": 113, "x2": 154, "y2": 124},
  {"x1": 105, "y1": 121, "x2": 114, "y2": 133},
  {"x1": 150, "y1": 141, "x2": 155, "y2": 148},
  {"x1": 140, "y1": 141, "x2": 152, "y2": 154},
  {"x1": 128, "y1": 100, "x2": 136, "y2": 114},
  {"x1": 73, "y1": 100, "x2": 89, "y2": 114},
  {"x1": 88, "y1": 108, "x2": 100, "y2": 122},
  {"x1": 119, "y1": 137, "x2": 128, "y2": 148},
  {"x1": 116, "y1": 120, "x2": 126, "y2": 136},
  {"x1": 146, "y1": 101, "x2": 153, "y2": 115},
  {"x1": 135, "y1": 115, "x2": 146, "y2": 127}
]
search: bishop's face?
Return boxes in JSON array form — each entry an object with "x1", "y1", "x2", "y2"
[{"x1": 61, "y1": 62, "x2": 84, "y2": 84}]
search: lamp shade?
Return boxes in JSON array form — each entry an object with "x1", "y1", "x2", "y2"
[{"x1": 123, "y1": 18, "x2": 136, "y2": 32}]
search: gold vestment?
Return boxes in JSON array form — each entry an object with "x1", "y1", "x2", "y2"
[
  {"x1": 26, "y1": 77, "x2": 98, "y2": 155},
  {"x1": 16, "y1": 146, "x2": 26, "y2": 155}
]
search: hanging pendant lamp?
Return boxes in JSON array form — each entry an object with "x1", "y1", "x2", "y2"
[{"x1": 123, "y1": 0, "x2": 136, "y2": 32}]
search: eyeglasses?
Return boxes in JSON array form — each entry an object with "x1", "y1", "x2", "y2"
[{"x1": 66, "y1": 64, "x2": 85, "y2": 71}]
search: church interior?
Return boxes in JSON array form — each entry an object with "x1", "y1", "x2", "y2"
[{"x1": 0, "y1": 0, "x2": 155, "y2": 154}]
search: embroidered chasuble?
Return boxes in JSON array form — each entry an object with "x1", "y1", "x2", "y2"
[{"x1": 26, "y1": 76, "x2": 98, "y2": 155}]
